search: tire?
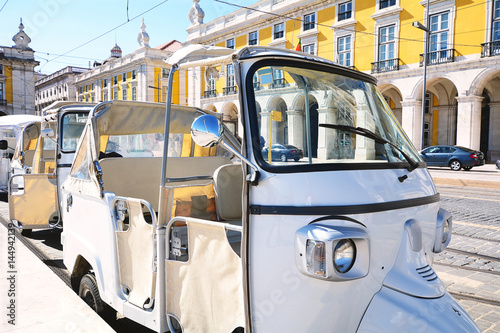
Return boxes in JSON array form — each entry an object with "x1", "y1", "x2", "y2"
[
  {"x1": 294, "y1": 157, "x2": 299, "y2": 162},
  {"x1": 21, "y1": 229, "x2": 32, "y2": 237},
  {"x1": 449, "y1": 160, "x2": 462, "y2": 171},
  {"x1": 79, "y1": 274, "x2": 115, "y2": 322},
  {"x1": 463, "y1": 166, "x2": 472, "y2": 171},
  {"x1": 280, "y1": 154, "x2": 287, "y2": 162}
]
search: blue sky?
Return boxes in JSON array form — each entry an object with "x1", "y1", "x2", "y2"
[{"x1": 0, "y1": 0, "x2": 256, "y2": 74}]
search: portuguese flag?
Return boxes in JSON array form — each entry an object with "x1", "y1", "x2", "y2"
[{"x1": 295, "y1": 38, "x2": 301, "y2": 51}]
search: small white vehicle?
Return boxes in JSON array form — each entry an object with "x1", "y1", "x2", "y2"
[
  {"x1": 8, "y1": 102, "x2": 94, "y2": 236},
  {"x1": 0, "y1": 115, "x2": 40, "y2": 192},
  {"x1": 62, "y1": 46, "x2": 479, "y2": 332}
]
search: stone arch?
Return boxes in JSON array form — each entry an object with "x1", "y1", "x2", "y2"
[
  {"x1": 290, "y1": 93, "x2": 319, "y2": 157},
  {"x1": 221, "y1": 102, "x2": 239, "y2": 136},
  {"x1": 468, "y1": 68, "x2": 500, "y2": 161},
  {"x1": 205, "y1": 104, "x2": 217, "y2": 112},
  {"x1": 379, "y1": 84, "x2": 403, "y2": 124}
]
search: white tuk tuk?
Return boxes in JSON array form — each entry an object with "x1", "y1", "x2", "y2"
[
  {"x1": 0, "y1": 115, "x2": 40, "y2": 192},
  {"x1": 61, "y1": 45, "x2": 479, "y2": 332},
  {"x1": 8, "y1": 102, "x2": 94, "y2": 236}
]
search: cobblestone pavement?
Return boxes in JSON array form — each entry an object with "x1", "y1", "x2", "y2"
[{"x1": 434, "y1": 185, "x2": 500, "y2": 332}]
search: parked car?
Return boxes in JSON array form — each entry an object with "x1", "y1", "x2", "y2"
[
  {"x1": 420, "y1": 145, "x2": 485, "y2": 171},
  {"x1": 262, "y1": 144, "x2": 303, "y2": 162},
  {"x1": 497, "y1": 160, "x2": 500, "y2": 170}
]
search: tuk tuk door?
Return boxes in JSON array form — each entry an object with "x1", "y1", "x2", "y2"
[{"x1": 9, "y1": 135, "x2": 58, "y2": 231}]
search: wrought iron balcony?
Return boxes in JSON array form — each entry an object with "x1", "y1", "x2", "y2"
[
  {"x1": 419, "y1": 49, "x2": 455, "y2": 66},
  {"x1": 481, "y1": 41, "x2": 500, "y2": 58},
  {"x1": 223, "y1": 86, "x2": 237, "y2": 96},
  {"x1": 270, "y1": 78, "x2": 286, "y2": 88},
  {"x1": 371, "y1": 58, "x2": 400, "y2": 74},
  {"x1": 203, "y1": 89, "x2": 216, "y2": 98}
]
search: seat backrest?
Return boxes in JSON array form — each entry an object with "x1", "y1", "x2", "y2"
[{"x1": 213, "y1": 164, "x2": 243, "y2": 221}]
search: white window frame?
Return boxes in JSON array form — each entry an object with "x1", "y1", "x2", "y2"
[
  {"x1": 132, "y1": 86, "x2": 137, "y2": 101},
  {"x1": 226, "y1": 64, "x2": 235, "y2": 87},
  {"x1": 226, "y1": 38, "x2": 235, "y2": 49},
  {"x1": 378, "y1": 0, "x2": 397, "y2": 10},
  {"x1": 336, "y1": 34, "x2": 353, "y2": 67},
  {"x1": 122, "y1": 73, "x2": 127, "y2": 82},
  {"x1": 429, "y1": 11, "x2": 450, "y2": 53},
  {"x1": 113, "y1": 89, "x2": 118, "y2": 100},
  {"x1": 273, "y1": 22, "x2": 285, "y2": 40},
  {"x1": 248, "y1": 31, "x2": 258, "y2": 45},
  {"x1": 372, "y1": 8, "x2": 400, "y2": 70},
  {"x1": 338, "y1": 1, "x2": 353, "y2": 22},
  {"x1": 0, "y1": 82, "x2": 4, "y2": 101},
  {"x1": 303, "y1": 13, "x2": 316, "y2": 31},
  {"x1": 103, "y1": 90, "x2": 108, "y2": 102},
  {"x1": 378, "y1": 24, "x2": 396, "y2": 62},
  {"x1": 421, "y1": 0, "x2": 455, "y2": 55},
  {"x1": 303, "y1": 43, "x2": 315, "y2": 55},
  {"x1": 122, "y1": 88, "x2": 127, "y2": 100}
]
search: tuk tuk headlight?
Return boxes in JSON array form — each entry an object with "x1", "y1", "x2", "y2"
[
  {"x1": 296, "y1": 223, "x2": 369, "y2": 281},
  {"x1": 333, "y1": 239, "x2": 356, "y2": 273},
  {"x1": 434, "y1": 208, "x2": 452, "y2": 253}
]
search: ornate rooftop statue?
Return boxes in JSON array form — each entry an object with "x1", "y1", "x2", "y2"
[
  {"x1": 137, "y1": 18, "x2": 150, "y2": 48},
  {"x1": 12, "y1": 18, "x2": 32, "y2": 50},
  {"x1": 188, "y1": 0, "x2": 205, "y2": 26}
]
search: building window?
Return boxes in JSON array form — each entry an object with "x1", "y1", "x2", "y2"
[
  {"x1": 272, "y1": 68, "x2": 285, "y2": 87},
  {"x1": 337, "y1": 35, "x2": 352, "y2": 67},
  {"x1": 132, "y1": 70, "x2": 137, "y2": 80},
  {"x1": 223, "y1": 64, "x2": 236, "y2": 95},
  {"x1": 303, "y1": 44, "x2": 315, "y2": 55},
  {"x1": 114, "y1": 90, "x2": 118, "y2": 100},
  {"x1": 378, "y1": 25, "x2": 395, "y2": 63},
  {"x1": 0, "y1": 64, "x2": 3, "y2": 75},
  {"x1": 91, "y1": 83, "x2": 95, "y2": 90},
  {"x1": 79, "y1": 87, "x2": 83, "y2": 94},
  {"x1": 91, "y1": 95, "x2": 95, "y2": 103},
  {"x1": 103, "y1": 79, "x2": 107, "y2": 88},
  {"x1": 132, "y1": 86, "x2": 137, "y2": 101},
  {"x1": 0, "y1": 83, "x2": 3, "y2": 101},
  {"x1": 226, "y1": 38, "x2": 235, "y2": 49},
  {"x1": 162, "y1": 68, "x2": 169, "y2": 79},
  {"x1": 379, "y1": 0, "x2": 396, "y2": 9},
  {"x1": 249, "y1": 31, "x2": 258, "y2": 45},
  {"x1": 304, "y1": 13, "x2": 315, "y2": 31},
  {"x1": 338, "y1": 1, "x2": 352, "y2": 21},
  {"x1": 123, "y1": 73, "x2": 127, "y2": 82},
  {"x1": 274, "y1": 23, "x2": 284, "y2": 39},
  {"x1": 428, "y1": 11, "x2": 451, "y2": 63},
  {"x1": 103, "y1": 91, "x2": 108, "y2": 101},
  {"x1": 122, "y1": 88, "x2": 127, "y2": 100},
  {"x1": 114, "y1": 76, "x2": 118, "y2": 85}
]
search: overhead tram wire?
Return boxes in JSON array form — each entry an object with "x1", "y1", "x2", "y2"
[
  {"x1": 0, "y1": 0, "x2": 9, "y2": 14},
  {"x1": 214, "y1": 0, "x2": 488, "y2": 49},
  {"x1": 39, "y1": 0, "x2": 169, "y2": 72}
]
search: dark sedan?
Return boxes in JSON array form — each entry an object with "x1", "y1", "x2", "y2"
[
  {"x1": 420, "y1": 145, "x2": 485, "y2": 171},
  {"x1": 262, "y1": 144, "x2": 304, "y2": 162}
]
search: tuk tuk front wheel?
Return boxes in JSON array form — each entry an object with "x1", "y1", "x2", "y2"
[
  {"x1": 20, "y1": 229, "x2": 32, "y2": 237},
  {"x1": 79, "y1": 273, "x2": 115, "y2": 322}
]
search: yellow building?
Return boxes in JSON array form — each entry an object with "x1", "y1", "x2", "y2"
[
  {"x1": 0, "y1": 20, "x2": 39, "y2": 116},
  {"x1": 73, "y1": 20, "x2": 183, "y2": 106},
  {"x1": 185, "y1": 0, "x2": 500, "y2": 162}
]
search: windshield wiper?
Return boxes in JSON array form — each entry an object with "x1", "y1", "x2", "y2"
[{"x1": 319, "y1": 123, "x2": 419, "y2": 173}]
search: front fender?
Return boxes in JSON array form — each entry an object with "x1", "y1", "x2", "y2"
[{"x1": 357, "y1": 287, "x2": 479, "y2": 332}]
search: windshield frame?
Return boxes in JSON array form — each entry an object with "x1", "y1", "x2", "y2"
[{"x1": 245, "y1": 58, "x2": 424, "y2": 173}]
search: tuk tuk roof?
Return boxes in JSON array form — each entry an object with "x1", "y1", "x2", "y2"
[
  {"x1": 0, "y1": 115, "x2": 40, "y2": 127},
  {"x1": 165, "y1": 44, "x2": 375, "y2": 83},
  {"x1": 42, "y1": 101, "x2": 96, "y2": 118},
  {"x1": 90, "y1": 100, "x2": 221, "y2": 136}
]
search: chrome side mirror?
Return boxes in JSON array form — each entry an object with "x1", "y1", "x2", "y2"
[
  {"x1": 190, "y1": 114, "x2": 261, "y2": 185},
  {"x1": 191, "y1": 114, "x2": 222, "y2": 148},
  {"x1": 41, "y1": 128, "x2": 55, "y2": 138}
]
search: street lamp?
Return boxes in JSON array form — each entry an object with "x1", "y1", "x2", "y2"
[{"x1": 413, "y1": 0, "x2": 430, "y2": 150}]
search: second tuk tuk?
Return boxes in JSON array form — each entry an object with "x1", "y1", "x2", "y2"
[{"x1": 8, "y1": 102, "x2": 94, "y2": 235}]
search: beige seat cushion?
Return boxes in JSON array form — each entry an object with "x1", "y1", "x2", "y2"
[{"x1": 213, "y1": 164, "x2": 243, "y2": 221}]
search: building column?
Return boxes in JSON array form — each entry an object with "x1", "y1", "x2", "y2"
[
  {"x1": 286, "y1": 109, "x2": 305, "y2": 152},
  {"x1": 260, "y1": 111, "x2": 271, "y2": 147},
  {"x1": 401, "y1": 99, "x2": 423, "y2": 150},
  {"x1": 317, "y1": 106, "x2": 338, "y2": 160},
  {"x1": 455, "y1": 95, "x2": 483, "y2": 150},
  {"x1": 488, "y1": 101, "x2": 500, "y2": 161}
]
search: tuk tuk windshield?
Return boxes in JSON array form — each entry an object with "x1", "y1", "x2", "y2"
[
  {"x1": 249, "y1": 64, "x2": 421, "y2": 169},
  {"x1": 60, "y1": 112, "x2": 88, "y2": 152}
]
